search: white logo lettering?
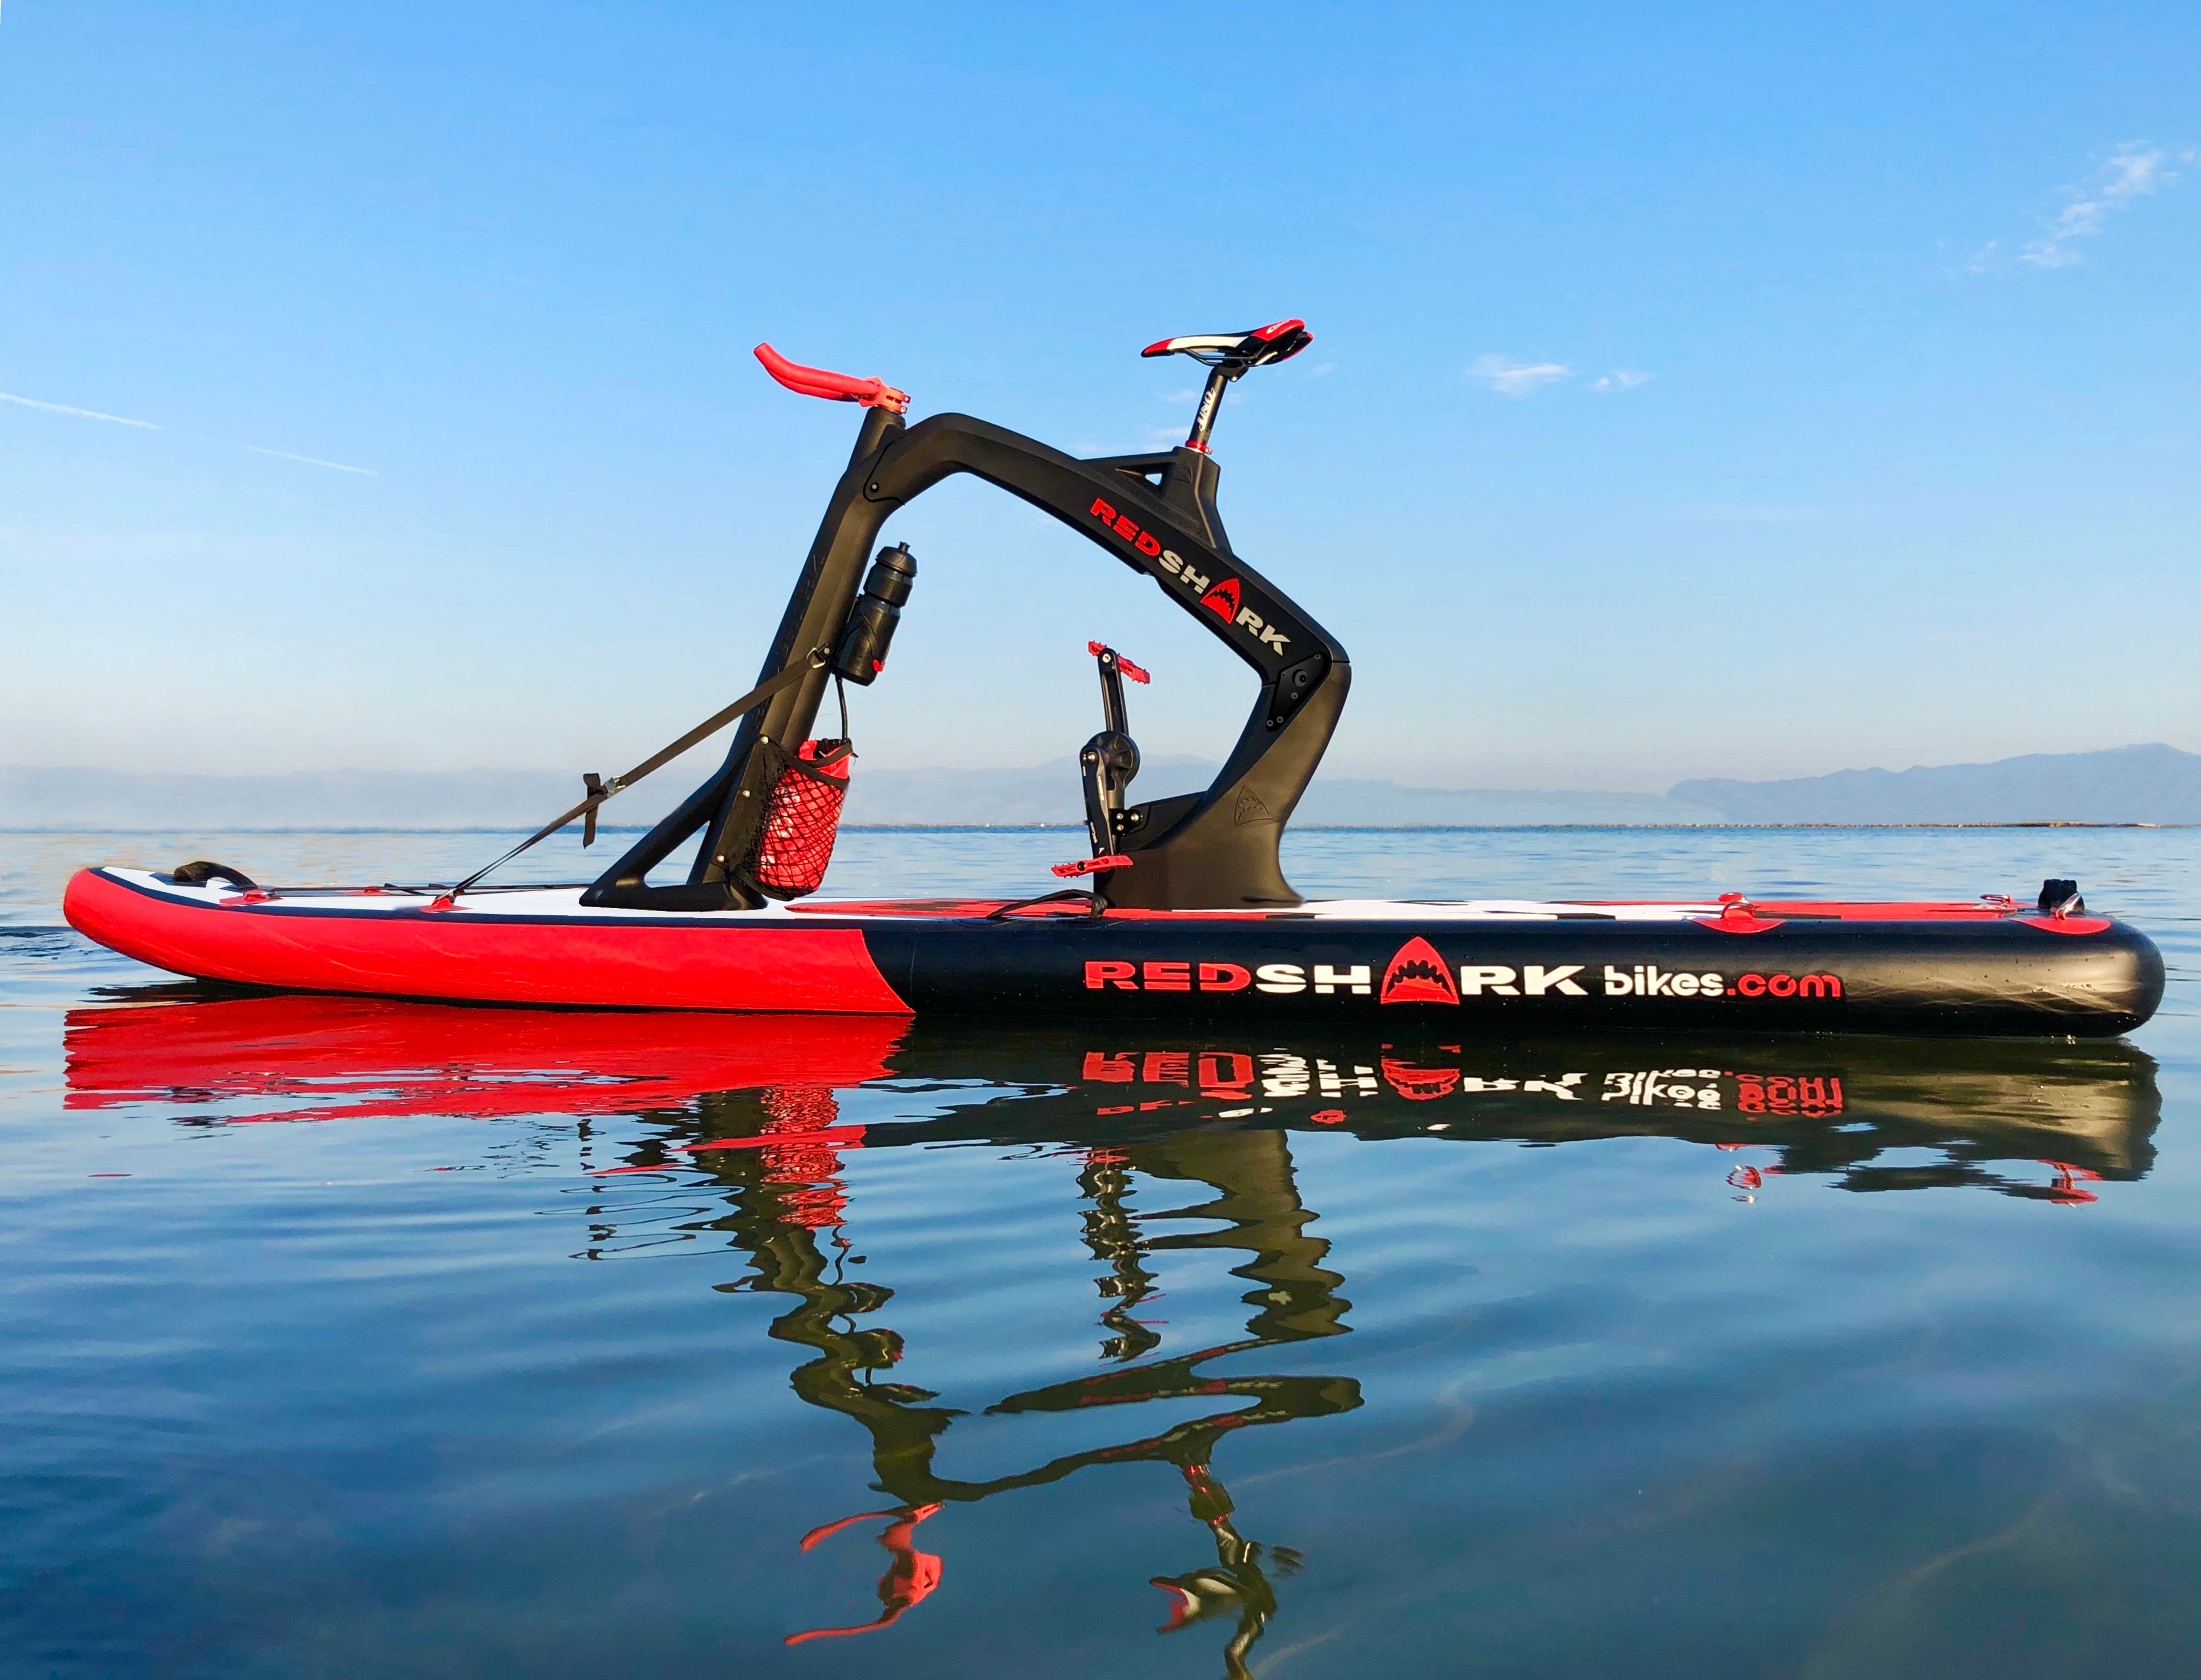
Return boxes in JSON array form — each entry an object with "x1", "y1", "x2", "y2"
[
  {"x1": 1458, "y1": 964, "x2": 1520, "y2": 997},
  {"x1": 1523, "y1": 964, "x2": 1586, "y2": 997}
]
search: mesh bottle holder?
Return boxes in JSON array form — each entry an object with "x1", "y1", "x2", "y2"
[{"x1": 743, "y1": 738, "x2": 853, "y2": 899}]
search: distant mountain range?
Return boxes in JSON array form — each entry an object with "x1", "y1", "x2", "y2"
[
  {"x1": 1671, "y1": 743, "x2": 2201, "y2": 825},
  {"x1": 2, "y1": 743, "x2": 2194, "y2": 831}
]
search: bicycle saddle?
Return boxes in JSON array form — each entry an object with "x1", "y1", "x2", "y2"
[{"x1": 1142, "y1": 318, "x2": 1312, "y2": 369}]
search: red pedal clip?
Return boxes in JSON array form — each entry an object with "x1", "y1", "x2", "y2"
[
  {"x1": 1086, "y1": 641, "x2": 1150, "y2": 683},
  {"x1": 1053, "y1": 854, "x2": 1133, "y2": 879},
  {"x1": 754, "y1": 343, "x2": 909, "y2": 414}
]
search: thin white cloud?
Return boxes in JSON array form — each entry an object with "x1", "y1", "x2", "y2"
[
  {"x1": 1468, "y1": 354, "x2": 1571, "y2": 396},
  {"x1": 1591, "y1": 369, "x2": 1651, "y2": 392},
  {"x1": 2019, "y1": 142, "x2": 2187, "y2": 268},
  {"x1": 244, "y1": 444, "x2": 377, "y2": 476},
  {"x1": 0, "y1": 390, "x2": 161, "y2": 428},
  {"x1": 2, "y1": 387, "x2": 375, "y2": 474}
]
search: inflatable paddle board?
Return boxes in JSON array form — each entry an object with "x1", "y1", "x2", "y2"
[{"x1": 64, "y1": 868, "x2": 2163, "y2": 1035}]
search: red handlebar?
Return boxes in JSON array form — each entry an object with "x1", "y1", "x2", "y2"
[{"x1": 754, "y1": 343, "x2": 910, "y2": 414}]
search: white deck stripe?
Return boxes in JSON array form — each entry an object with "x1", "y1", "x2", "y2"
[{"x1": 98, "y1": 869, "x2": 1722, "y2": 924}]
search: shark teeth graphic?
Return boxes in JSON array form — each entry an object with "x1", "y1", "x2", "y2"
[
  {"x1": 1380, "y1": 1057, "x2": 1461, "y2": 1100},
  {"x1": 1380, "y1": 937, "x2": 1460, "y2": 1006}
]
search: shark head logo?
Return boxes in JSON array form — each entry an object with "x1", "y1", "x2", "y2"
[
  {"x1": 1381, "y1": 1056, "x2": 1461, "y2": 1100},
  {"x1": 1199, "y1": 577, "x2": 1242, "y2": 623},
  {"x1": 1380, "y1": 936, "x2": 1459, "y2": 1006}
]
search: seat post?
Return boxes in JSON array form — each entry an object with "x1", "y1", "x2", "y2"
[{"x1": 1185, "y1": 364, "x2": 1236, "y2": 454}]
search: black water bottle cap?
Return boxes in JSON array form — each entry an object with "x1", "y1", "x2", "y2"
[{"x1": 867, "y1": 543, "x2": 917, "y2": 606}]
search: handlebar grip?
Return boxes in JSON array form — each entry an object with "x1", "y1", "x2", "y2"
[{"x1": 755, "y1": 343, "x2": 909, "y2": 414}]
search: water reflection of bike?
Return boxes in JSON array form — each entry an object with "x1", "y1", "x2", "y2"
[
  {"x1": 63, "y1": 994, "x2": 2167, "y2": 1665},
  {"x1": 705, "y1": 1110, "x2": 1354, "y2": 1667}
]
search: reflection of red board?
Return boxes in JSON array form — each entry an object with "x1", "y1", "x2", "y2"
[{"x1": 63, "y1": 994, "x2": 906, "y2": 1123}]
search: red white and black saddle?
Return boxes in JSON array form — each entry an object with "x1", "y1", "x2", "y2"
[{"x1": 1142, "y1": 319, "x2": 1313, "y2": 368}]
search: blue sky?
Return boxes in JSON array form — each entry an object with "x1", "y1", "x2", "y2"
[{"x1": 2, "y1": 1, "x2": 2195, "y2": 795}]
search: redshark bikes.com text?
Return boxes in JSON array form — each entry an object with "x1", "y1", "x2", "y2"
[{"x1": 1081, "y1": 953, "x2": 1844, "y2": 1005}]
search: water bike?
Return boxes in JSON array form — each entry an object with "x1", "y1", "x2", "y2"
[{"x1": 64, "y1": 323, "x2": 2164, "y2": 1034}]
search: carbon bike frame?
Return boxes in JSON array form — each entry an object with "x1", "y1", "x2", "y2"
[{"x1": 581, "y1": 407, "x2": 1351, "y2": 912}]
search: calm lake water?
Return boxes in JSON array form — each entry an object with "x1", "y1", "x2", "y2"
[{"x1": 4, "y1": 826, "x2": 2198, "y2": 1677}]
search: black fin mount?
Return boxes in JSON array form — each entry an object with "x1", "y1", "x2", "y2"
[
  {"x1": 2040, "y1": 878, "x2": 2086, "y2": 915},
  {"x1": 169, "y1": 860, "x2": 259, "y2": 891}
]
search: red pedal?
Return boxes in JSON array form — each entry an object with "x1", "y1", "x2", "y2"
[
  {"x1": 1085, "y1": 641, "x2": 1150, "y2": 683},
  {"x1": 1052, "y1": 855, "x2": 1133, "y2": 879}
]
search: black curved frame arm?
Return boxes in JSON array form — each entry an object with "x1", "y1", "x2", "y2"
[{"x1": 582, "y1": 407, "x2": 1351, "y2": 912}]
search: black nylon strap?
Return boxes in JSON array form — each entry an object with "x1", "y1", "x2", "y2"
[{"x1": 446, "y1": 656, "x2": 820, "y2": 899}]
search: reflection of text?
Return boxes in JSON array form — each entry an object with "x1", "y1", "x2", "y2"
[
  {"x1": 1736, "y1": 1075, "x2": 1843, "y2": 1115},
  {"x1": 1604, "y1": 1069, "x2": 1724, "y2": 1109}
]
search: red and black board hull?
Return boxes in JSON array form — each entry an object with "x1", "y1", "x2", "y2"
[
  {"x1": 63, "y1": 868, "x2": 2164, "y2": 1037},
  {"x1": 862, "y1": 907, "x2": 2164, "y2": 1036}
]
